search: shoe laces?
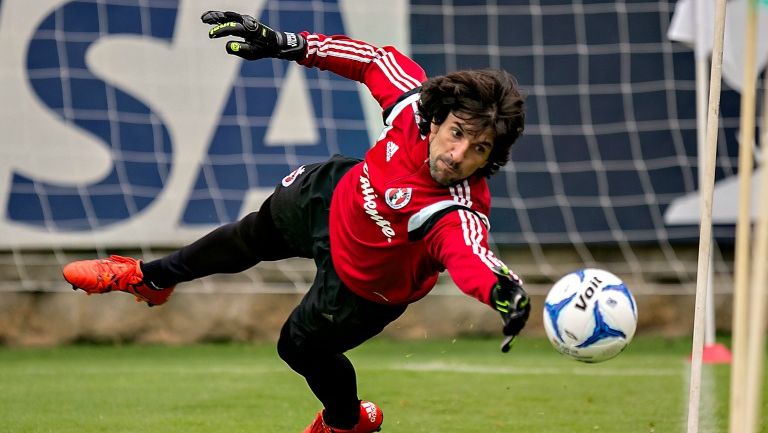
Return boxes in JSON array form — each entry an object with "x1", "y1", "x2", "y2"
[{"x1": 97, "y1": 255, "x2": 142, "y2": 292}]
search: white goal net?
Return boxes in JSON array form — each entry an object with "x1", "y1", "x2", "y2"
[{"x1": 0, "y1": 0, "x2": 762, "y2": 298}]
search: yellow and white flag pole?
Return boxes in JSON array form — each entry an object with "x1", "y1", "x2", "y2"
[
  {"x1": 685, "y1": 0, "x2": 727, "y2": 431},
  {"x1": 728, "y1": 0, "x2": 760, "y2": 431}
]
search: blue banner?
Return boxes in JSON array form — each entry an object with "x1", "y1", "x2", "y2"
[{"x1": 0, "y1": 0, "x2": 760, "y2": 247}]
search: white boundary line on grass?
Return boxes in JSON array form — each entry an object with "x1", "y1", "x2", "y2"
[
  {"x1": 682, "y1": 364, "x2": 718, "y2": 433},
  {"x1": 386, "y1": 361, "x2": 679, "y2": 377},
  {"x1": 21, "y1": 361, "x2": 681, "y2": 378}
]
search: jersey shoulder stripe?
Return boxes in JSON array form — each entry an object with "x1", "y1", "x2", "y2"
[
  {"x1": 305, "y1": 34, "x2": 422, "y2": 97},
  {"x1": 407, "y1": 199, "x2": 489, "y2": 241},
  {"x1": 377, "y1": 49, "x2": 423, "y2": 88},
  {"x1": 382, "y1": 88, "x2": 421, "y2": 126}
]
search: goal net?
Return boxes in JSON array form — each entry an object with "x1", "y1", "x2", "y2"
[{"x1": 0, "y1": 0, "x2": 761, "y2": 298}]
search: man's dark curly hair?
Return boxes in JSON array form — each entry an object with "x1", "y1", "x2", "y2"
[{"x1": 417, "y1": 69, "x2": 525, "y2": 177}]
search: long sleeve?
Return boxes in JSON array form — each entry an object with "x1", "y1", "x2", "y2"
[
  {"x1": 425, "y1": 210, "x2": 512, "y2": 305},
  {"x1": 297, "y1": 32, "x2": 427, "y2": 109}
]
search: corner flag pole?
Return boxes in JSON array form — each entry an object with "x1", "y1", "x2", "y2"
[
  {"x1": 728, "y1": 0, "x2": 760, "y2": 431},
  {"x1": 685, "y1": 0, "x2": 727, "y2": 430},
  {"x1": 743, "y1": 63, "x2": 768, "y2": 433},
  {"x1": 692, "y1": 0, "x2": 723, "y2": 361}
]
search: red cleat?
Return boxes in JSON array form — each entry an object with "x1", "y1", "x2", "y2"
[
  {"x1": 302, "y1": 401, "x2": 383, "y2": 433},
  {"x1": 63, "y1": 255, "x2": 174, "y2": 306},
  {"x1": 302, "y1": 411, "x2": 335, "y2": 433},
  {"x1": 356, "y1": 401, "x2": 383, "y2": 432}
]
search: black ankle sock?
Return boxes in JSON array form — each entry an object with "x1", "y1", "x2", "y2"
[
  {"x1": 139, "y1": 261, "x2": 167, "y2": 290},
  {"x1": 323, "y1": 406, "x2": 358, "y2": 430}
]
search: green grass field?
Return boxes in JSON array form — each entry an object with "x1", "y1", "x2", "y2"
[{"x1": 0, "y1": 336, "x2": 760, "y2": 433}]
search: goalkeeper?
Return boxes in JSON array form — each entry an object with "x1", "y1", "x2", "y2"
[{"x1": 63, "y1": 11, "x2": 530, "y2": 433}]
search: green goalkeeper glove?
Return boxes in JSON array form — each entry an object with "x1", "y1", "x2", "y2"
[
  {"x1": 201, "y1": 11, "x2": 306, "y2": 61},
  {"x1": 489, "y1": 265, "x2": 530, "y2": 353}
]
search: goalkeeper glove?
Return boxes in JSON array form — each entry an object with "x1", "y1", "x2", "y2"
[
  {"x1": 201, "y1": 11, "x2": 306, "y2": 61},
  {"x1": 489, "y1": 265, "x2": 530, "y2": 353}
]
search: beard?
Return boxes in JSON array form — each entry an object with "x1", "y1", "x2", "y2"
[{"x1": 428, "y1": 155, "x2": 461, "y2": 186}]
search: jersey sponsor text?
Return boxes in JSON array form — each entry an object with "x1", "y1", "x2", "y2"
[{"x1": 359, "y1": 163, "x2": 395, "y2": 242}]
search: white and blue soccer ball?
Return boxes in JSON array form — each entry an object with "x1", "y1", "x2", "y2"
[{"x1": 543, "y1": 268, "x2": 638, "y2": 363}]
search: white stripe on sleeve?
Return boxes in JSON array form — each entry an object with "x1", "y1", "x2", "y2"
[
  {"x1": 383, "y1": 51, "x2": 423, "y2": 88},
  {"x1": 378, "y1": 50, "x2": 420, "y2": 90},
  {"x1": 373, "y1": 58, "x2": 410, "y2": 93},
  {"x1": 460, "y1": 210, "x2": 497, "y2": 269}
]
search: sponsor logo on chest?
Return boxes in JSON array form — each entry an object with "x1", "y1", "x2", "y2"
[
  {"x1": 385, "y1": 187, "x2": 412, "y2": 209},
  {"x1": 359, "y1": 163, "x2": 396, "y2": 242}
]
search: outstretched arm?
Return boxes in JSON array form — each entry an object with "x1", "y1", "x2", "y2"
[
  {"x1": 202, "y1": 10, "x2": 426, "y2": 109},
  {"x1": 298, "y1": 33, "x2": 426, "y2": 109},
  {"x1": 426, "y1": 211, "x2": 531, "y2": 352}
]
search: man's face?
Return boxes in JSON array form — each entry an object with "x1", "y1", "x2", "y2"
[{"x1": 427, "y1": 112, "x2": 494, "y2": 186}]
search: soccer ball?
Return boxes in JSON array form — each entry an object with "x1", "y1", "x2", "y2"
[{"x1": 542, "y1": 268, "x2": 638, "y2": 363}]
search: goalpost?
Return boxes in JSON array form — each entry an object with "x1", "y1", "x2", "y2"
[{"x1": 684, "y1": 0, "x2": 727, "y2": 430}]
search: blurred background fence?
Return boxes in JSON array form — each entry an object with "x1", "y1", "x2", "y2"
[{"x1": 0, "y1": 0, "x2": 763, "y2": 345}]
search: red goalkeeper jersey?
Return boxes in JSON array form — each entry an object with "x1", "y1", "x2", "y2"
[{"x1": 298, "y1": 32, "x2": 511, "y2": 305}]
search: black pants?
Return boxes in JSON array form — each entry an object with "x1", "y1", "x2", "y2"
[{"x1": 142, "y1": 156, "x2": 407, "y2": 429}]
